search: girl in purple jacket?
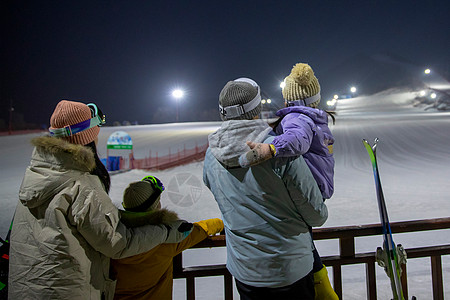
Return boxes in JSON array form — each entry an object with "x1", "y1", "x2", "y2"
[
  {"x1": 239, "y1": 63, "x2": 334, "y2": 199},
  {"x1": 239, "y1": 63, "x2": 338, "y2": 299}
]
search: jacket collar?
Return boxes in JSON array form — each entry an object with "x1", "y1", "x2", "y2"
[{"x1": 31, "y1": 135, "x2": 96, "y2": 172}]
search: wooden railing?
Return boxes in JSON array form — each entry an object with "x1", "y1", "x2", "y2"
[{"x1": 173, "y1": 217, "x2": 450, "y2": 300}]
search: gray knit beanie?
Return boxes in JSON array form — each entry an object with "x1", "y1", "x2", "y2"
[
  {"x1": 218, "y1": 78, "x2": 262, "y2": 121},
  {"x1": 123, "y1": 181, "x2": 160, "y2": 212}
]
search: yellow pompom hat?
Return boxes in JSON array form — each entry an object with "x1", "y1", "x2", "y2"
[{"x1": 282, "y1": 63, "x2": 321, "y2": 108}]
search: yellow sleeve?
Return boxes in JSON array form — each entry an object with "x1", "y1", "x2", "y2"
[
  {"x1": 173, "y1": 224, "x2": 209, "y2": 255},
  {"x1": 194, "y1": 218, "x2": 224, "y2": 236}
]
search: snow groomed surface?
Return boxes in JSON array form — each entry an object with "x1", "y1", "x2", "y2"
[{"x1": 1, "y1": 89, "x2": 449, "y2": 298}]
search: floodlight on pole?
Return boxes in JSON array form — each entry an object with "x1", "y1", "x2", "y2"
[
  {"x1": 172, "y1": 89, "x2": 184, "y2": 98},
  {"x1": 172, "y1": 89, "x2": 184, "y2": 122},
  {"x1": 424, "y1": 68, "x2": 431, "y2": 75},
  {"x1": 327, "y1": 99, "x2": 337, "y2": 107},
  {"x1": 350, "y1": 86, "x2": 357, "y2": 93}
]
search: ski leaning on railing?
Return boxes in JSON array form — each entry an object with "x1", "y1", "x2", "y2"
[{"x1": 362, "y1": 138, "x2": 411, "y2": 300}]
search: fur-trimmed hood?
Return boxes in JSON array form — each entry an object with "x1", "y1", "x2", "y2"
[
  {"x1": 31, "y1": 135, "x2": 96, "y2": 171},
  {"x1": 19, "y1": 136, "x2": 97, "y2": 208}
]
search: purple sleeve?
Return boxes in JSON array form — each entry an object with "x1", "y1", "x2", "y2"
[{"x1": 272, "y1": 113, "x2": 315, "y2": 157}]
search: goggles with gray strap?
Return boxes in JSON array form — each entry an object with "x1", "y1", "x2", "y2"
[
  {"x1": 219, "y1": 78, "x2": 261, "y2": 119},
  {"x1": 286, "y1": 90, "x2": 321, "y2": 107}
]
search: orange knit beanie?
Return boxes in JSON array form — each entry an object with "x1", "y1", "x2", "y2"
[{"x1": 49, "y1": 100, "x2": 100, "y2": 145}]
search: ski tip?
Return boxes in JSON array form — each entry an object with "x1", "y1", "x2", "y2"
[
  {"x1": 372, "y1": 137, "x2": 379, "y2": 152},
  {"x1": 362, "y1": 139, "x2": 373, "y2": 149}
]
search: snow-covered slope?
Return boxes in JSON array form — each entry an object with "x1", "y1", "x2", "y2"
[{"x1": 1, "y1": 89, "x2": 449, "y2": 299}]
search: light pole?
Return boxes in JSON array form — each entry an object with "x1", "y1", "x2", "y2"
[
  {"x1": 8, "y1": 99, "x2": 14, "y2": 135},
  {"x1": 172, "y1": 89, "x2": 184, "y2": 122},
  {"x1": 261, "y1": 99, "x2": 272, "y2": 120},
  {"x1": 261, "y1": 99, "x2": 266, "y2": 117}
]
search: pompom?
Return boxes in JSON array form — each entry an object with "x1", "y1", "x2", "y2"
[{"x1": 290, "y1": 63, "x2": 314, "y2": 85}]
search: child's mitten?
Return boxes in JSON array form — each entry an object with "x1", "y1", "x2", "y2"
[
  {"x1": 239, "y1": 141, "x2": 276, "y2": 167},
  {"x1": 194, "y1": 218, "x2": 224, "y2": 236}
]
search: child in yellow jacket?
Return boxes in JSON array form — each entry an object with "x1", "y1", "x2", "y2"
[{"x1": 111, "y1": 175, "x2": 224, "y2": 300}]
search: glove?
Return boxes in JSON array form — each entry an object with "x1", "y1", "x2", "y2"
[
  {"x1": 238, "y1": 141, "x2": 276, "y2": 168},
  {"x1": 164, "y1": 220, "x2": 194, "y2": 243},
  {"x1": 194, "y1": 218, "x2": 224, "y2": 236}
]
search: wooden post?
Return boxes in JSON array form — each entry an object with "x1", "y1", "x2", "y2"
[
  {"x1": 431, "y1": 255, "x2": 443, "y2": 300},
  {"x1": 333, "y1": 265, "x2": 342, "y2": 299},
  {"x1": 224, "y1": 270, "x2": 233, "y2": 300},
  {"x1": 366, "y1": 260, "x2": 377, "y2": 300},
  {"x1": 186, "y1": 277, "x2": 195, "y2": 300},
  {"x1": 340, "y1": 236, "x2": 355, "y2": 257},
  {"x1": 401, "y1": 263, "x2": 408, "y2": 299}
]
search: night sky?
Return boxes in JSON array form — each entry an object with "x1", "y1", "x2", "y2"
[{"x1": 2, "y1": 1, "x2": 449, "y2": 127}]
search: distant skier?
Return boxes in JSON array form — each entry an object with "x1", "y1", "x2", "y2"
[
  {"x1": 111, "y1": 176, "x2": 224, "y2": 300},
  {"x1": 239, "y1": 63, "x2": 337, "y2": 299}
]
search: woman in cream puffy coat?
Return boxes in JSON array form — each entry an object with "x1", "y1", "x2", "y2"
[{"x1": 8, "y1": 100, "x2": 190, "y2": 300}]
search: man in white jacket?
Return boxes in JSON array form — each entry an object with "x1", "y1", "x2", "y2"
[{"x1": 203, "y1": 78, "x2": 328, "y2": 300}]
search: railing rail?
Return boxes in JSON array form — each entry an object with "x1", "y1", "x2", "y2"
[{"x1": 173, "y1": 217, "x2": 450, "y2": 300}]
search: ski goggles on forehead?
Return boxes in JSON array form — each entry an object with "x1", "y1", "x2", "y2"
[
  {"x1": 123, "y1": 175, "x2": 165, "y2": 212},
  {"x1": 49, "y1": 103, "x2": 106, "y2": 138},
  {"x1": 88, "y1": 103, "x2": 106, "y2": 126},
  {"x1": 142, "y1": 175, "x2": 165, "y2": 193},
  {"x1": 219, "y1": 77, "x2": 261, "y2": 119}
]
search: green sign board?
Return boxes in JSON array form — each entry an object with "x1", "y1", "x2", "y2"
[
  {"x1": 107, "y1": 131, "x2": 133, "y2": 150},
  {"x1": 107, "y1": 144, "x2": 133, "y2": 149}
]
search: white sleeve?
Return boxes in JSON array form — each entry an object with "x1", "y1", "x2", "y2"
[{"x1": 73, "y1": 184, "x2": 168, "y2": 259}]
